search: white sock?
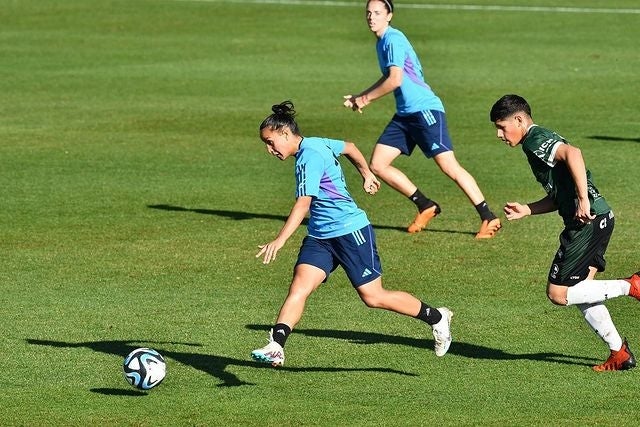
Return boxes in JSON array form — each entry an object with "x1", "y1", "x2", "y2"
[
  {"x1": 566, "y1": 279, "x2": 630, "y2": 305},
  {"x1": 577, "y1": 303, "x2": 623, "y2": 351}
]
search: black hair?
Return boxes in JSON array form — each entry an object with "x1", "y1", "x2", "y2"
[
  {"x1": 368, "y1": 0, "x2": 394, "y2": 13},
  {"x1": 490, "y1": 94, "x2": 532, "y2": 122},
  {"x1": 259, "y1": 100, "x2": 301, "y2": 135}
]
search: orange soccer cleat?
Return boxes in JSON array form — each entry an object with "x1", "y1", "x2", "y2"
[
  {"x1": 475, "y1": 217, "x2": 502, "y2": 239},
  {"x1": 407, "y1": 204, "x2": 441, "y2": 233},
  {"x1": 624, "y1": 271, "x2": 640, "y2": 301},
  {"x1": 592, "y1": 340, "x2": 636, "y2": 372}
]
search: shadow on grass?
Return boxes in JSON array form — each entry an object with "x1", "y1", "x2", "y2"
[
  {"x1": 587, "y1": 135, "x2": 640, "y2": 143},
  {"x1": 147, "y1": 204, "x2": 474, "y2": 236},
  {"x1": 26, "y1": 338, "x2": 416, "y2": 389},
  {"x1": 90, "y1": 388, "x2": 148, "y2": 396},
  {"x1": 246, "y1": 325, "x2": 600, "y2": 367}
]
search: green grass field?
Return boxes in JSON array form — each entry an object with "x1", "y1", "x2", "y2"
[{"x1": 2, "y1": 0, "x2": 639, "y2": 425}]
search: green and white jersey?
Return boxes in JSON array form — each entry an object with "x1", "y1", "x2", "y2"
[{"x1": 521, "y1": 125, "x2": 610, "y2": 226}]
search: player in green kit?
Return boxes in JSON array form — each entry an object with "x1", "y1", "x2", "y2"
[{"x1": 490, "y1": 94, "x2": 640, "y2": 372}]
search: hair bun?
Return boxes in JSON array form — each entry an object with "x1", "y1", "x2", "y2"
[{"x1": 271, "y1": 101, "x2": 295, "y2": 117}]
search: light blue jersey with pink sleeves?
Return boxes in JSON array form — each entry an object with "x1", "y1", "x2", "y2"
[
  {"x1": 294, "y1": 137, "x2": 370, "y2": 239},
  {"x1": 377, "y1": 27, "x2": 444, "y2": 115}
]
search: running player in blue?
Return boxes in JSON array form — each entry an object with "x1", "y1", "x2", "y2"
[
  {"x1": 490, "y1": 94, "x2": 640, "y2": 371},
  {"x1": 251, "y1": 101, "x2": 453, "y2": 366},
  {"x1": 343, "y1": 0, "x2": 500, "y2": 238}
]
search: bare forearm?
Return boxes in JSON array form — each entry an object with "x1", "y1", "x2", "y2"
[
  {"x1": 256, "y1": 197, "x2": 311, "y2": 264},
  {"x1": 358, "y1": 76, "x2": 387, "y2": 99},
  {"x1": 276, "y1": 202, "x2": 308, "y2": 241},
  {"x1": 357, "y1": 67, "x2": 402, "y2": 104},
  {"x1": 566, "y1": 148, "x2": 589, "y2": 201},
  {"x1": 554, "y1": 144, "x2": 589, "y2": 202},
  {"x1": 343, "y1": 142, "x2": 371, "y2": 177},
  {"x1": 360, "y1": 75, "x2": 398, "y2": 102}
]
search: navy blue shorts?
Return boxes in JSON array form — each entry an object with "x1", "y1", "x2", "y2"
[
  {"x1": 295, "y1": 224, "x2": 382, "y2": 287},
  {"x1": 377, "y1": 110, "x2": 453, "y2": 158}
]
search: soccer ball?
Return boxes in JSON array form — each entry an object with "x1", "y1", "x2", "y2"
[{"x1": 123, "y1": 348, "x2": 166, "y2": 390}]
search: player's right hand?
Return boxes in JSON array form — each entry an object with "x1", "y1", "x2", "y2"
[
  {"x1": 503, "y1": 202, "x2": 530, "y2": 220},
  {"x1": 256, "y1": 240, "x2": 284, "y2": 264},
  {"x1": 342, "y1": 95, "x2": 363, "y2": 113},
  {"x1": 363, "y1": 175, "x2": 381, "y2": 195}
]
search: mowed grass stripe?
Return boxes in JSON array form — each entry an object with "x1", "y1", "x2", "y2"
[{"x1": 176, "y1": 0, "x2": 640, "y2": 14}]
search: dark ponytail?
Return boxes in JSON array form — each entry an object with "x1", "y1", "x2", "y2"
[{"x1": 260, "y1": 101, "x2": 301, "y2": 135}]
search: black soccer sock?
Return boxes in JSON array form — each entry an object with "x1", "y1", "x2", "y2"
[
  {"x1": 271, "y1": 323, "x2": 291, "y2": 348},
  {"x1": 409, "y1": 189, "x2": 436, "y2": 212},
  {"x1": 414, "y1": 302, "x2": 442, "y2": 325},
  {"x1": 474, "y1": 201, "x2": 497, "y2": 221}
]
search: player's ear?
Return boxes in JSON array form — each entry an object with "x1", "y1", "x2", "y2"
[{"x1": 514, "y1": 114, "x2": 525, "y2": 127}]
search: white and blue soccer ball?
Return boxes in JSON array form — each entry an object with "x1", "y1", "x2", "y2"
[{"x1": 123, "y1": 348, "x2": 166, "y2": 390}]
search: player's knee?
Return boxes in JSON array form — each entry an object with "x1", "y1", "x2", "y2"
[
  {"x1": 287, "y1": 282, "x2": 314, "y2": 302},
  {"x1": 361, "y1": 296, "x2": 381, "y2": 309},
  {"x1": 546, "y1": 282, "x2": 569, "y2": 306},
  {"x1": 437, "y1": 161, "x2": 457, "y2": 177},
  {"x1": 359, "y1": 292, "x2": 384, "y2": 309},
  {"x1": 546, "y1": 291, "x2": 568, "y2": 306},
  {"x1": 369, "y1": 160, "x2": 386, "y2": 177},
  {"x1": 435, "y1": 152, "x2": 458, "y2": 172}
]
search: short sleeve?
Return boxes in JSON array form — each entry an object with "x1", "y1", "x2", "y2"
[
  {"x1": 295, "y1": 151, "x2": 324, "y2": 198},
  {"x1": 523, "y1": 137, "x2": 562, "y2": 167}
]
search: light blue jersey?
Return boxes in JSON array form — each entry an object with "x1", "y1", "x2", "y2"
[
  {"x1": 294, "y1": 137, "x2": 370, "y2": 239},
  {"x1": 377, "y1": 27, "x2": 444, "y2": 115}
]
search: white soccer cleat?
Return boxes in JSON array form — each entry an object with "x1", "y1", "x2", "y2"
[
  {"x1": 431, "y1": 307, "x2": 453, "y2": 357},
  {"x1": 251, "y1": 330, "x2": 285, "y2": 367}
]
